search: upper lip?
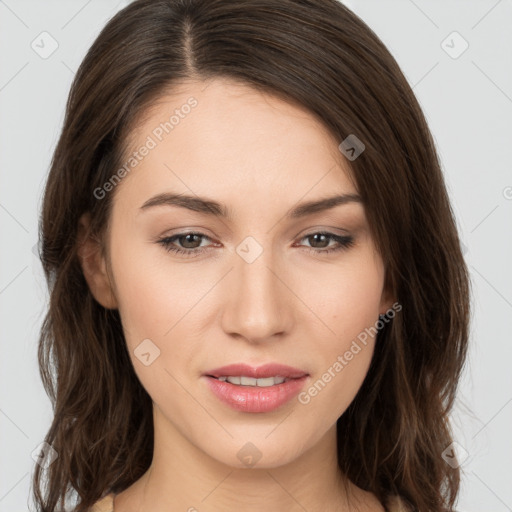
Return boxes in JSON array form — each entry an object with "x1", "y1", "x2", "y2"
[{"x1": 205, "y1": 363, "x2": 309, "y2": 379}]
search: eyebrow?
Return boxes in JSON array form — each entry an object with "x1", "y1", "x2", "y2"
[{"x1": 139, "y1": 192, "x2": 362, "y2": 219}]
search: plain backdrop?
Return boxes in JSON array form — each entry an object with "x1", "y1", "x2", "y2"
[{"x1": 0, "y1": 0, "x2": 511, "y2": 510}]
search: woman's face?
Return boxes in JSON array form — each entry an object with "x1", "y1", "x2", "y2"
[{"x1": 84, "y1": 77, "x2": 393, "y2": 469}]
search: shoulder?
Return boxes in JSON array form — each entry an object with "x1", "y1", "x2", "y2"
[
  {"x1": 89, "y1": 493, "x2": 115, "y2": 512},
  {"x1": 385, "y1": 494, "x2": 413, "y2": 512}
]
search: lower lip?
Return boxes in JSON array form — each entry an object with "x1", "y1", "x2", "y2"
[{"x1": 203, "y1": 375, "x2": 309, "y2": 413}]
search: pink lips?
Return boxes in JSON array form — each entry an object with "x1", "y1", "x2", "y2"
[{"x1": 203, "y1": 363, "x2": 309, "y2": 413}]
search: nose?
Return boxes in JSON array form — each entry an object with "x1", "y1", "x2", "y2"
[{"x1": 220, "y1": 245, "x2": 293, "y2": 344}]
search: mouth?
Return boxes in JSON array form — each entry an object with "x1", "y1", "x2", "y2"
[{"x1": 202, "y1": 363, "x2": 310, "y2": 413}]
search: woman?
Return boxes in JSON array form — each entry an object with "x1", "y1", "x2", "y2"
[{"x1": 32, "y1": 1, "x2": 471, "y2": 511}]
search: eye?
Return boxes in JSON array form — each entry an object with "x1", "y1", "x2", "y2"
[
  {"x1": 156, "y1": 230, "x2": 355, "y2": 258},
  {"x1": 157, "y1": 232, "x2": 215, "y2": 258},
  {"x1": 297, "y1": 231, "x2": 355, "y2": 254}
]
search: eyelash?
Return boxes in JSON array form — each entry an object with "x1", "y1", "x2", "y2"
[{"x1": 157, "y1": 231, "x2": 354, "y2": 258}]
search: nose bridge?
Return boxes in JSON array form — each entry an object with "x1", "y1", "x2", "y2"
[{"x1": 221, "y1": 235, "x2": 290, "y2": 342}]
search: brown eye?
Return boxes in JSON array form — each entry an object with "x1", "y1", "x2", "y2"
[
  {"x1": 157, "y1": 232, "x2": 213, "y2": 258},
  {"x1": 299, "y1": 232, "x2": 354, "y2": 254},
  {"x1": 176, "y1": 233, "x2": 203, "y2": 249}
]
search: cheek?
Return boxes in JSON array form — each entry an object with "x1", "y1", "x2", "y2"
[
  {"x1": 298, "y1": 301, "x2": 379, "y2": 427},
  {"x1": 295, "y1": 256, "x2": 384, "y2": 418},
  {"x1": 110, "y1": 238, "x2": 205, "y2": 340},
  {"x1": 305, "y1": 254, "x2": 384, "y2": 339},
  {"x1": 109, "y1": 243, "x2": 202, "y2": 408},
  {"x1": 109, "y1": 239, "x2": 217, "y2": 391}
]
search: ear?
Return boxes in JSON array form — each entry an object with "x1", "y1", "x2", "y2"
[
  {"x1": 76, "y1": 212, "x2": 118, "y2": 309},
  {"x1": 378, "y1": 269, "x2": 396, "y2": 316}
]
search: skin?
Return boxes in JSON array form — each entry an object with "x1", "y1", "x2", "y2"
[{"x1": 78, "y1": 77, "x2": 394, "y2": 511}]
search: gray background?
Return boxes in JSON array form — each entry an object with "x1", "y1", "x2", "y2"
[{"x1": 0, "y1": 0, "x2": 511, "y2": 510}]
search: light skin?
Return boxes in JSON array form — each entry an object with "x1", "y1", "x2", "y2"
[{"x1": 78, "y1": 77, "x2": 394, "y2": 511}]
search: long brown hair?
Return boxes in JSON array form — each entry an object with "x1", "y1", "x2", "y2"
[{"x1": 32, "y1": 1, "x2": 471, "y2": 510}]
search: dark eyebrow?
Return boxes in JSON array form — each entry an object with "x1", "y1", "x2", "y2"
[
  {"x1": 138, "y1": 192, "x2": 362, "y2": 219},
  {"x1": 289, "y1": 193, "x2": 362, "y2": 217}
]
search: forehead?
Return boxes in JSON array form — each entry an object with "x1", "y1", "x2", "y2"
[{"x1": 114, "y1": 77, "x2": 359, "y2": 214}]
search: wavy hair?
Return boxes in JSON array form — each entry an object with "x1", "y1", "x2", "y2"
[{"x1": 32, "y1": 1, "x2": 471, "y2": 510}]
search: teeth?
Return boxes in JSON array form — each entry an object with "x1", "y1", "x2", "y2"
[{"x1": 217, "y1": 375, "x2": 287, "y2": 387}]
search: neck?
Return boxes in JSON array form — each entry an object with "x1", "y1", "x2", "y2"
[{"x1": 114, "y1": 403, "x2": 380, "y2": 512}]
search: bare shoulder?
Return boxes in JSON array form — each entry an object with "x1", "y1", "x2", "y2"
[
  {"x1": 385, "y1": 494, "x2": 413, "y2": 512},
  {"x1": 346, "y1": 484, "x2": 405, "y2": 512},
  {"x1": 88, "y1": 493, "x2": 114, "y2": 512}
]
